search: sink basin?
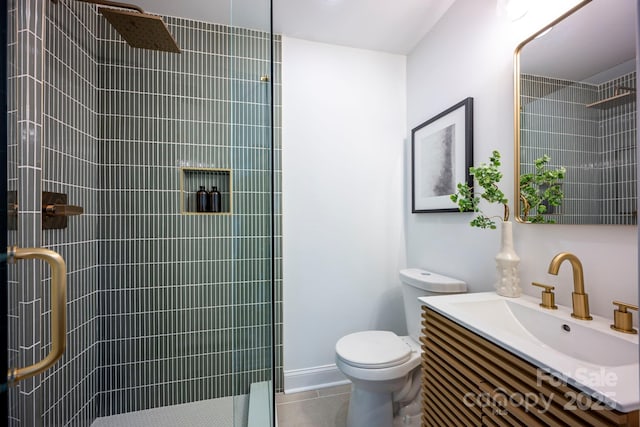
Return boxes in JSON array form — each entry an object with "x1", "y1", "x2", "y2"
[
  {"x1": 451, "y1": 298, "x2": 638, "y2": 367},
  {"x1": 419, "y1": 292, "x2": 640, "y2": 412},
  {"x1": 506, "y1": 300, "x2": 637, "y2": 366}
]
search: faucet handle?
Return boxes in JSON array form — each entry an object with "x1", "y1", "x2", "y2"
[
  {"x1": 531, "y1": 282, "x2": 558, "y2": 310},
  {"x1": 611, "y1": 301, "x2": 638, "y2": 334}
]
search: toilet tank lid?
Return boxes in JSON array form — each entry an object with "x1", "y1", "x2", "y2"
[{"x1": 399, "y1": 268, "x2": 467, "y2": 293}]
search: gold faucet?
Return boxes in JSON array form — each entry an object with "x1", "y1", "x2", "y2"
[{"x1": 548, "y1": 252, "x2": 592, "y2": 320}]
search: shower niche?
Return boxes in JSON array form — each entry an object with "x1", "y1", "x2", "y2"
[{"x1": 180, "y1": 167, "x2": 232, "y2": 214}]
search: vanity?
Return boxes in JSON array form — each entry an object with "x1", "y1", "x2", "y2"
[{"x1": 419, "y1": 293, "x2": 639, "y2": 426}]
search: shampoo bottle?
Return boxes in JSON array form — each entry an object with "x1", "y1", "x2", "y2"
[
  {"x1": 196, "y1": 186, "x2": 208, "y2": 212},
  {"x1": 209, "y1": 186, "x2": 221, "y2": 212}
]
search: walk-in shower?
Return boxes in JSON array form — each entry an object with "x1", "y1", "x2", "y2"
[{"x1": 1, "y1": 0, "x2": 280, "y2": 425}]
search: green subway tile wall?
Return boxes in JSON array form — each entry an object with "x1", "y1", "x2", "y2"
[
  {"x1": 520, "y1": 72, "x2": 636, "y2": 224},
  {"x1": 599, "y1": 72, "x2": 637, "y2": 223},
  {"x1": 42, "y1": 1, "x2": 101, "y2": 426},
  {"x1": 98, "y1": 14, "x2": 281, "y2": 415},
  {"x1": 8, "y1": 1, "x2": 281, "y2": 426}
]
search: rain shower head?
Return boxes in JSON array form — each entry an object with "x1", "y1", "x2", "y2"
[
  {"x1": 53, "y1": 0, "x2": 181, "y2": 53},
  {"x1": 99, "y1": 7, "x2": 181, "y2": 53}
]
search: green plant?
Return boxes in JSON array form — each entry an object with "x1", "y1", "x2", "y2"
[
  {"x1": 519, "y1": 154, "x2": 566, "y2": 223},
  {"x1": 450, "y1": 150, "x2": 566, "y2": 228},
  {"x1": 450, "y1": 150, "x2": 509, "y2": 229}
]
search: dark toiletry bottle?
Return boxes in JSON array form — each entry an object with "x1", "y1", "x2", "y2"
[
  {"x1": 209, "y1": 186, "x2": 221, "y2": 212},
  {"x1": 196, "y1": 186, "x2": 208, "y2": 212}
]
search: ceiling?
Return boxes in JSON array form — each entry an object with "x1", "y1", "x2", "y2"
[{"x1": 133, "y1": 0, "x2": 456, "y2": 54}]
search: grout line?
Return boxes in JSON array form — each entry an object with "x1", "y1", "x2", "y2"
[
  {"x1": 275, "y1": 389, "x2": 351, "y2": 406},
  {"x1": 318, "y1": 391, "x2": 352, "y2": 398}
]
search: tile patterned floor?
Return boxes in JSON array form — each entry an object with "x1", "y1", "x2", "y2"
[{"x1": 276, "y1": 384, "x2": 351, "y2": 427}]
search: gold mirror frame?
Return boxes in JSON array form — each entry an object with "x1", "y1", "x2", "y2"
[{"x1": 512, "y1": 0, "x2": 633, "y2": 225}]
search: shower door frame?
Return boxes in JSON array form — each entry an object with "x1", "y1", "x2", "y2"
[
  {"x1": 268, "y1": 0, "x2": 276, "y2": 422},
  {"x1": 1, "y1": 0, "x2": 8, "y2": 424}
]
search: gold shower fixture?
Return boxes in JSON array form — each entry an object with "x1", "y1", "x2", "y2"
[
  {"x1": 586, "y1": 86, "x2": 636, "y2": 110},
  {"x1": 52, "y1": 0, "x2": 181, "y2": 53}
]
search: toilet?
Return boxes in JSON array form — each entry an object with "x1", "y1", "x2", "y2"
[{"x1": 335, "y1": 268, "x2": 467, "y2": 427}]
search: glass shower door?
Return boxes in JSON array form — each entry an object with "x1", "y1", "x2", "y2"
[
  {"x1": 229, "y1": 1, "x2": 279, "y2": 423},
  {"x1": 2, "y1": 0, "x2": 278, "y2": 426}
]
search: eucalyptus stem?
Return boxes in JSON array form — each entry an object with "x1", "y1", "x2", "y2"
[{"x1": 450, "y1": 150, "x2": 509, "y2": 229}]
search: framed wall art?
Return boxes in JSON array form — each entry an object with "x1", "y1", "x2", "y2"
[{"x1": 411, "y1": 97, "x2": 473, "y2": 213}]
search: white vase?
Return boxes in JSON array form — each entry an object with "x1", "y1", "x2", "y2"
[{"x1": 495, "y1": 221, "x2": 521, "y2": 297}]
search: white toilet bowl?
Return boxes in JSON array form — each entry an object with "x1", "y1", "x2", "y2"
[
  {"x1": 335, "y1": 331, "x2": 422, "y2": 427},
  {"x1": 335, "y1": 269, "x2": 467, "y2": 427}
]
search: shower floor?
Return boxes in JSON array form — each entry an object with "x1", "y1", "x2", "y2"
[{"x1": 91, "y1": 395, "x2": 249, "y2": 427}]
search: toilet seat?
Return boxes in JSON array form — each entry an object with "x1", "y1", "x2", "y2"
[{"x1": 336, "y1": 331, "x2": 411, "y2": 369}]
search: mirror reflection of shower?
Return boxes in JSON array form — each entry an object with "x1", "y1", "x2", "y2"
[{"x1": 51, "y1": 0, "x2": 181, "y2": 52}]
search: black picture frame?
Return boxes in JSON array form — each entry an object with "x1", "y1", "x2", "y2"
[{"x1": 411, "y1": 97, "x2": 473, "y2": 213}]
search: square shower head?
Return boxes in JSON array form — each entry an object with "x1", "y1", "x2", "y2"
[{"x1": 100, "y1": 7, "x2": 181, "y2": 53}]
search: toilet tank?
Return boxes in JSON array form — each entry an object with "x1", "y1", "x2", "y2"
[{"x1": 399, "y1": 268, "x2": 467, "y2": 342}]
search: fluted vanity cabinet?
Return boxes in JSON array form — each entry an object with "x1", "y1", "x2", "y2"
[{"x1": 421, "y1": 307, "x2": 639, "y2": 427}]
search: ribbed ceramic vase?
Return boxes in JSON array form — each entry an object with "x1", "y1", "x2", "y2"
[{"x1": 495, "y1": 221, "x2": 521, "y2": 297}]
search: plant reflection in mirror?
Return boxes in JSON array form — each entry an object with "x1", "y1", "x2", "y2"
[{"x1": 519, "y1": 154, "x2": 566, "y2": 223}]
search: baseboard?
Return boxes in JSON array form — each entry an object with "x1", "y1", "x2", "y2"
[{"x1": 283, "y1": 364, "x2": 350, "y2": 394}]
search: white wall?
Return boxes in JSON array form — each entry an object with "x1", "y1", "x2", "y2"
[
  {"x1": 406, "y1": 0, "x2": 638, "y2": 318},
  {"x1": 281, "y1": 37, "x2": 407, "y2": 392}
]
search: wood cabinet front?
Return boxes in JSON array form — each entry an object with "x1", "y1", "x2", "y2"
[{"x1": 421, "y1": 307, "x2": 639, "y2": 427}]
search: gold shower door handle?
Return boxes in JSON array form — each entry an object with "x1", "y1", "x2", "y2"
[{"x1": 7, "y1": 246, "x2": 67, "y2": 385}]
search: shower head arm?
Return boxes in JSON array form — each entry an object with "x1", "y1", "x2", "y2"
[{"x1": 52, "y1": 0, "x2": 144, "y2": 14}]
